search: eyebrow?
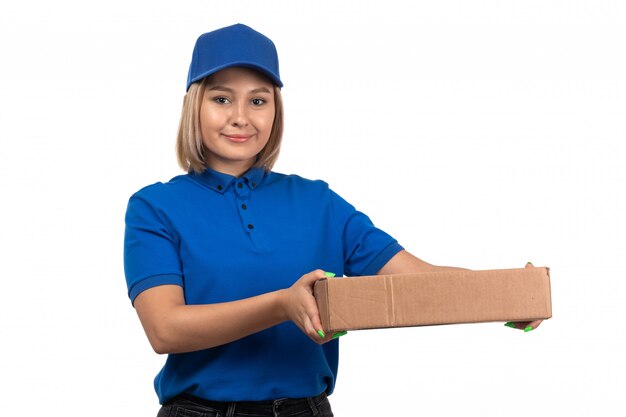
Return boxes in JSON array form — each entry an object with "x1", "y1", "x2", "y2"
[{"x1": 206, "y1": 85, "x2": 272, "y2": 94}]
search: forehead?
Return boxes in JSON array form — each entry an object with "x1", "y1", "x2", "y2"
[{"x1": 206, "y1": 66, "x2": 273, "y2": 86}]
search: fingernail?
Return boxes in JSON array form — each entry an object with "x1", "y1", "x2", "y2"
[
  {"x1": 332, "y1": 331, "x2": 348, "y2": 339},
  {"x1": 524, "y1": 326, "x2": 534, "y2": 332},
  {"x1": 526, "y1": 261, "x2": 534, "y2": 266},
  {"x1": 317, "y1": 330, "x2": 325, "y2": 338},
  {"x1": 504, "y1": 322, "x2": 516, "y2": 328},
  {"x1": 324, "y1": 272, "x2": 336, "y2": 277}
]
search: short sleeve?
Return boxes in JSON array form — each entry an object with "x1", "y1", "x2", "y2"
[
  {"x1": 329, "y1": 188, "x2": 404, "y2": 277},
  {"x1": 123, "y1": 195, "x2": 183, "y2": 306}
]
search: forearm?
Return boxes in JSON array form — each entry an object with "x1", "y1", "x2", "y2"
[
  {"x1": 157, "y1": 290, "x2": 287, "y2": 354},
  {"x1": 376, "y1": 249, "x2": 469, "y2": 275}
]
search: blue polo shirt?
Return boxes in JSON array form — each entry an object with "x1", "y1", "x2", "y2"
[{"x1": 123, "y1": 165, "x2": 404, "y2": 403}]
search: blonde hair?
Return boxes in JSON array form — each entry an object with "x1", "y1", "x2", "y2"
[{"x1": 176, "y1": 76, "x2": 284, "y2": 174}]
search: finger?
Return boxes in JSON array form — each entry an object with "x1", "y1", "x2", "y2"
[
  {"x1": 300, "y1": 270, "x2": 327, "y2": 289},
  {"x1": 525, "y1": 261, "x2": 534, "y2": 269},
  {"x1": 505, "y1": 321, "x2": 525, "y2": 330},
  {"x1": 311, "y1": 269, "x2": 328, "y2": 280},
  {"x1": 504, "y1": 320, "x2": 542, "y2": 331},
  {"x1": 302, "y1": 313, "x2": 322, "y2": 341},
  {"x1": 304, "y1": 300, "x2": 328, "y2": 342},
  {"x1": 308, "y1": 269, "x2": 334, "y2": 282},
  {"x1": 319, "y1": 332, "x2": 343, "y2": 344},
  {"x1": 307, "y1": 303, "x2": 324, "y2": 336},
  {"x1": 332, "y1": 331, "x2": 348, "y2": 339},
  {"x1": 525, "y1": 319, "x2": 543, "y2": 331},
  {"x1": 319, "y1": 329, "x2": 344, "y2": 344}
]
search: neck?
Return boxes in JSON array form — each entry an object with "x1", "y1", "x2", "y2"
[{"x1": 207, "y1": 160, "x2": 255, "y2": 178}]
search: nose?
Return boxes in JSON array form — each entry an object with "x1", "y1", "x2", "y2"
[{"x1": 230, "y1": 101, "x2": 249, "y2": 127}]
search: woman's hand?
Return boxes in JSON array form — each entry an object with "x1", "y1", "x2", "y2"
[
  {"x1": 278, "y1": 269, "x2": 340, "y2": 344},
  {"x1": 504, "y1": 262, "x2": 544, "y2": 332},
  {"x1": 505, "y1": 319, "x2": 543, "y2": 332}
]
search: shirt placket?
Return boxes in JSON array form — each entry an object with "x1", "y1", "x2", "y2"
[{"x1": 234, "y1": 179, "x2": 255, "y2": 234}]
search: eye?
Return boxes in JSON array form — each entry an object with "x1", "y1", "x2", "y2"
[
  {"x1": 251, "y1": 98, "x2": 266, "y2": 106},
  {"x1": 213, "y1": 96, "x2": 229, "y2": 104}
]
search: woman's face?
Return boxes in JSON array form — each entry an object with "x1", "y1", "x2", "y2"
[{"x1": 200, "y1": 66, "x2": 276, "y2": 177}]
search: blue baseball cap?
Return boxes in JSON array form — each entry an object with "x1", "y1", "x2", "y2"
[{"x1": 186, "y1": 23, "x2": 283, "y2": 91}]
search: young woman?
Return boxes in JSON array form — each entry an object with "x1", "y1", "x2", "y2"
[{"x1": 124, "y1": 23, "x2": 542, "y2": 417}]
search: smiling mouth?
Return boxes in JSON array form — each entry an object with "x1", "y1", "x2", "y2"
[{"x1": 224, "y1": 134, "x2": 252, "y2": 143}]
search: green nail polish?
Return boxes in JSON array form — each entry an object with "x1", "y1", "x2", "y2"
[
  {"x1": 524, "y1": 326, "x2": 533, "y2": 332},
  {"x1": 317, "y1": 330, "x2": 325, "y2": 338},
  {"x1": 505, "y1": 322, "x2": 516, "y2": 328},
  {"x1": 324, "y1": 272, "x2": 336, "y2": 277},
  {"x1": 526, "y1": 261, "x2": 534, "y2": 266},
  {"x1": 332, "y1": 331, "x2": 348, "y2": 339}
]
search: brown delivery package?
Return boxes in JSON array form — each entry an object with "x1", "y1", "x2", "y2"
[{"x1": 313, "y1": 267, "x2": 552, "y2": 332}]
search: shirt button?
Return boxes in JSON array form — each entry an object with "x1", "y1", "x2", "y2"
[
  {"x1": 238, "y1": 183, "x2": 243, "y2": 188},
  {"x1": 251, "y1": 182, "x2": 256, "y2": 188},
  {"x1": 241, "y1": 204, "x2": 247, "y2": 210},
  {"x1": 247, "y1": 224, "x2": 254, "y2": 229},
  {"x1": 217, "y1": 185, "x2": 223, "y2": 191}
]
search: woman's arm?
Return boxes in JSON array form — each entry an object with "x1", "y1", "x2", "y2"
[
  {"x1": 376, "y1": 249, "x2": 468, "y2": 275},
  {"x1": 133, "y1": 269, "x2": 334, "y2": 354}
]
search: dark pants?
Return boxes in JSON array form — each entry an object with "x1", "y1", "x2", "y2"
[{"x1": 157, "y1": 391, "x2": 334, "y2": 417}]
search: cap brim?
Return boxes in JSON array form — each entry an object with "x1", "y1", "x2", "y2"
[{"x1": 186, "y1": 61, "x2": 283, "y2": 91}]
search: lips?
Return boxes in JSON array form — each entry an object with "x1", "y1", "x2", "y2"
[{"x1": 224, "y1": 134, "x2": 252, "y2": 143}]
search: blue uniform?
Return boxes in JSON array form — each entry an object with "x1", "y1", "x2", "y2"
[{"x1": 124, "y1": 166, "x2": 404, "y2": 403}]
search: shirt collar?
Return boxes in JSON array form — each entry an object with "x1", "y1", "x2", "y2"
[{"x1": 190, "y1": 165, "x2": 268, "y2": 194}]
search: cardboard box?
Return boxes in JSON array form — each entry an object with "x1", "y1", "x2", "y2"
[{"x1": 313, "y1": 267, "x2": 552, "y2": 332}]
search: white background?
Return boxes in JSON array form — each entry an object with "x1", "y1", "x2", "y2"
[{"x1": 1, "y1": 1, "x2": 624, "y2": 416}]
